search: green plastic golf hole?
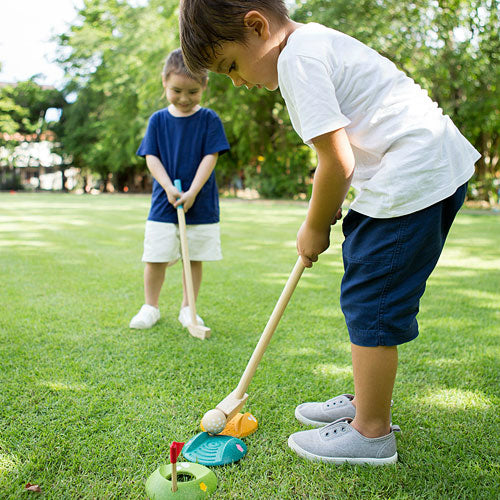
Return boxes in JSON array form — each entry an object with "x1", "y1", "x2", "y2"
[
  {"x1": 146, "y1": 462, "x2": 217, "y2": 499},
  {"x1": 171, "y1": 472, "x2": 194, "y2": 482}
]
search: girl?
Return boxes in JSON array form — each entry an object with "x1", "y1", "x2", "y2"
[{"x1": 130, "y1": 48, "x2": 230, "y2": 329}]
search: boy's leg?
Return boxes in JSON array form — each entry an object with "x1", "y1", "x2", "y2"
[
  {"x1": 180, "y1": 222, "x2": 221, "y2": 309},
  {"x1": 351, "y1": 344, "x2": 397, "y2": 438},
  {"x1": 144, "y1": 262, "x2": 168, "y2": 307},
  {"x1": 289, "y1": 184, "x2": 467, "y2": 462}
]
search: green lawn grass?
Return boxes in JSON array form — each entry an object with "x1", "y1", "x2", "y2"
[{"x1": 0, "y1": 192, "x2": 499, "y2": 499}]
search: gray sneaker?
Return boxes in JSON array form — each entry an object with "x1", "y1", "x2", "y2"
[
  {"x1": 295, "y1": 394, "x2": 356, "y2": 427},
  {"x1": 288, "y1": 417, "x2": 400, "y2": 465}
]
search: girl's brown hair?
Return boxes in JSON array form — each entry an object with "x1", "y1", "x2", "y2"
[{"x1": 162, "y1": 48, "x2": 209, "y2": 86}]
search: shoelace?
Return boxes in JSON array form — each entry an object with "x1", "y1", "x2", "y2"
[{"x1": 322, "y1": 417, "x2": 402, "y2": 436}]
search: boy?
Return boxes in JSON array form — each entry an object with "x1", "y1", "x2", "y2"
[{"x1": 179, "y1": 1, "x2": 480, "y2": 463}]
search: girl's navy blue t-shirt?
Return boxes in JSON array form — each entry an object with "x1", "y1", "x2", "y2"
[{"x1": 137, "y1": 107, "x2": 230, "y2": 224}]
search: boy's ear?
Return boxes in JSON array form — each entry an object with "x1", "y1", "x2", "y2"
[{"x1": 243, "y1": 10, "x2": 270, "y2": 40}]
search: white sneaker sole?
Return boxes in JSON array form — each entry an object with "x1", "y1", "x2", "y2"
[
  {"x1": 130, "y1": 322, "x2": 155, "y2": 329},
  {"x1": 129, "y1": 315, "x2": 159, "y2": 329},
  {"x1": 129, "y1": 320, "x2": 158, "y2": 329},
  {"x1": 287, "y1": 436, "x2": 398, "y2": 465}
]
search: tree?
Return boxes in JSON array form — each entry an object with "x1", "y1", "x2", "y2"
[
  {"x1": 0, "y1": 80, "x2": 65, "y2": 144},
  {"x1": 0, "y1": 92, "x2": 25, "y2": 138},
  {"x1": 0, "y1": 80, "x2": 65, "y2": 190},
  {"x1": 55, "y1": 0, "x2": 180, "y2": 191},
  {"x1": 205, "y1": 74, "x2": 312, "y2": 199},
  {"x1": 421, "y1": 0, "x2": 500, "y2": 201}
]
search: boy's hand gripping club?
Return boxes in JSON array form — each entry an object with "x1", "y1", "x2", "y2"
[{"x1": 174, "y1": 179, "x2": 211, "y2": 340}]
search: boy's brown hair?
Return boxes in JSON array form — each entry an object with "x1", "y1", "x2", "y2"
[
  {"x1": 162, "y1": 48, "x2": 208, "y2": 86},
  {"x1": 179, "y1": 0, "x2": 289, "y2": 75}
]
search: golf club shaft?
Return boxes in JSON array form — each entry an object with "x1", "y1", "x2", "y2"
[
  {"x1": 175, "y1": 181, "x2": 198, "y2": 326},
  {"x1": 234, "y1": 256, "x2": 305, "y2": 399}
]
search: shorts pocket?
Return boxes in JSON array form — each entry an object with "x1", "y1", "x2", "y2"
[{"x1": 342, "y1": 212, "x2": 408, "y2": 265}]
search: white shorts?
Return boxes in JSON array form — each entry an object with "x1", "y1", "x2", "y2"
[{"x1": 142, "y1": 220, "x2": 222, "y2": 263}]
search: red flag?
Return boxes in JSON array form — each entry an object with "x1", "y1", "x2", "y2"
[{"x1": 170, "y1": 441, "x2": 184, "y2": 464}]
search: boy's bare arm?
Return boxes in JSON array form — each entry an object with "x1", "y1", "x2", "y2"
[
  {"x1": 145, "y1": 154, "x2": 180, "y2": 204},
  {"x1": 297, "y1": 128, "x2": 354, "y2": 267},
  {"x1": 175, "y1": 153, "x2": 219, "y2": 211}
]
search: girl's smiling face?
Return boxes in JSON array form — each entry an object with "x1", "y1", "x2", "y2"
[{"x1": 163, "y1": 73, "x2": 205, "y2": 116}]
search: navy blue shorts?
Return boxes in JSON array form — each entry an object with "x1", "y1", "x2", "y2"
[{"x1": 340, "y1": 183, "x2": 467, "y2": 347}]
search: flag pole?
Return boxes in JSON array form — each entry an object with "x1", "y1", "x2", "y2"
[{"x1": 170, "y1": 441, "x2": 184, "y2": 493}]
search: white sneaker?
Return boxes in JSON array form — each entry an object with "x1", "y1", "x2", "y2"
[
  {"x1": 178, "y1": 306, "x2": 205, "y2": 327},
  {"x1": 129, "y1": 304, "x2": 160, "y2": 329}
]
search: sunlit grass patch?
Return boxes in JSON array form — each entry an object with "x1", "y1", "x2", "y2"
[
  {"x1": 312, "y1": 364, "x2": 352, "y2": 378},
  {"x1": 0, "y1": 453, "x2": 18, "y2": 476},
  {"x1": 420, "y1": 388, "x2": 493, "y2": 411}
]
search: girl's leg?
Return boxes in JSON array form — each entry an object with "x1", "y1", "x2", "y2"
[
  {"x1": 144, "y1": 262, "x2": 168, "y2": 307},
  {"x1": 181, "y1": 260, "x2": 202, "y2": 308},
  {"x1": 350, "y1": 344, "x2": 398, "y2": 438}
]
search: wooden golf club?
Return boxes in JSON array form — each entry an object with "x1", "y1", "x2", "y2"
[
  {"x1": 201, "y1": 256, "x2": 305, "y2": 433},
  {"x1": 174, "y1": 179, "x2": 211, "y2": 340}
]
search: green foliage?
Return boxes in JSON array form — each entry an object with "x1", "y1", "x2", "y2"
[
  {"x1": 55, "y1": 0, "x2": 310, "y2": 197},
  {"x1": 205, "y1": 75, "x2": 312, "y2": 198},
  {"x1": 0, "y1": 80, "x2": 64, "y2": 144},
  {"x1": 55, "y1": 0, "x2": 180, "y2": 189},
  {"x1": 0, "y1": 93, "x2": 26, "y2": 137}
]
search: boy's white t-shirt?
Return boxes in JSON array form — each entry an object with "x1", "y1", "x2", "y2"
[{"x1": 278, "y1": 23, "x2": 480, "y2": 218}]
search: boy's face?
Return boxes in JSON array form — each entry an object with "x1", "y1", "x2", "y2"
[
  {"x1": 210, "y1": 40, "x2": 279, "y2": 91},
  {"x1": 209, "y1": 12, "x2": 280, "y2": 91},
  {"x1": 163, "y1": 73, "x2": 205, "y2": 115}
]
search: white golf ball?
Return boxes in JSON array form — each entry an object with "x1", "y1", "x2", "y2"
[{"x1": 202, "y1": 409, "x2": 227, "y2": 435}]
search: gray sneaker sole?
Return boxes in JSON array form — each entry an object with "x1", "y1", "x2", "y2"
[
  {"x1": 294, "y1": 407, "x2": 333, "y2": 427},
  {"x1": 288, "y1": 435, "x2": 398, "y2": 465}
]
